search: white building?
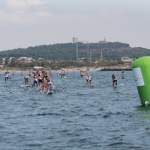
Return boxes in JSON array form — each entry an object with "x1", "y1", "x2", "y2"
[
  {"x1": 26, "y1": 57, "x2": 35, "y2": 62},
  {"x1": 121, "y1": 57, "x2": 133, "y2": 62},
  {"x1": 17, "y1": 57, "x2": 35, "y2": 62},
  {"x1": 17, "y1": 57, "x2": 27, "y2": 61},
  {"x1": 33, "y1": 66, "x2": 44, "y2": 69},
  {"x1": 9, "y1": 57, "x2": 15, "y2": 62},
  {"x1": 2, "y1": 58, "x2": 6, "y2": 64}
]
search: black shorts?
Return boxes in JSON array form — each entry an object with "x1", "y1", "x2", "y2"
[
  {"x1": 5, "y1": 77, "x2": 8, "y2": 81},
  {"x1": 38, "y1": 79, "x2": 42, "y2": 83},
  {"x1": 34, "y1": 80, "x2": 38, "y2": 84},
  {"x1": 113, "y1": 79, "x2": 117, "y2": 83}
]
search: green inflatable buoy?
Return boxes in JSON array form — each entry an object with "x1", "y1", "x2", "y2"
[{"x1": 132, "y1": 56, "x2": 150, "y2": 106}]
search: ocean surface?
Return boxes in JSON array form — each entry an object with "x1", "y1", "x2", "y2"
[{"x1": 0, "y1": 70, "x2": 150, "y2": 150}]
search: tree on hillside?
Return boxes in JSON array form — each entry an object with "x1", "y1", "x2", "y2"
[
  {"x1": 9, "y1": 58, "x2": 16, "y2": 67},
  {"x1": 4, "y1": 58, "x2": 9, "y2": 65}
]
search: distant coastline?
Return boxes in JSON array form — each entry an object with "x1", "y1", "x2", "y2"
[
  {"x1": 100, "y1": 68, "x2": 132, "y2": 71},
  {"x1": 0, "y1": 64, "x2": 132, "y2": 72}
]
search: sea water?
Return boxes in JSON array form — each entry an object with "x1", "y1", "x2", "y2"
[{"x1": 0, "y1": 71, "x2": 149, "y2": 150}]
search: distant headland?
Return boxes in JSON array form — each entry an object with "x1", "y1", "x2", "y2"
[{"x1": 0, "y1": 41, "x2": 148, "y2": 70}]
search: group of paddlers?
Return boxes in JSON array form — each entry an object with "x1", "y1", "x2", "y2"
[
  {"x1": 24, "y1": 70, "x2": 53, "y2": 93},
  {"x1": 2, "y1": 69, "x2": 125, "y2": 89}
]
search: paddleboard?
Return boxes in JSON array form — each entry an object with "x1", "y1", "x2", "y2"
[
  {"x1": 47, "y1": 91, "x2": 53, "y2": 94},
  {"x1": 113, "y1": 84, "x2": 123, "y2": 88},
  {"x1": 113, "y1": 85, "x2": 118, "y2": 88},
  {"x1": 21, "y1": 85, "x2": 31, "y2": 87},
  {"x1": 118, "y1": 83, "x2": 123, "y2": 87},
  {"x1": 91, "y1": 84, "x2": 94, "y2": 87},
  {"x1": 25, "y1": 85, "x2": 31, "y2": 87}
]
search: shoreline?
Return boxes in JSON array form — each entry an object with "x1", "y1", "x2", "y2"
[{"x1": 0, "y1": 65, "x2": 132, "y2": 72}]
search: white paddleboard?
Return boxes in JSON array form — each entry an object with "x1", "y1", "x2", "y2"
[{"x1": 91, "y1": 84, "x2": 94, "y2": 87}]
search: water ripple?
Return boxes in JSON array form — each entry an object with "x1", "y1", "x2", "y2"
[{"x1": 0, "y1": 71, "x2": 150, "y2": 149}]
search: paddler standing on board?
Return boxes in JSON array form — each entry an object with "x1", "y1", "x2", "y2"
[
  {"x1": 86, "y1": 75, "x2": 93, "y2": 86},
  {"x1": 46, "y1": 75, "x2": 53, "y2": 93},
  {"x1": 112, "y1": 74, "x2": 117, "y2": 86},
  {"x1": 21, "y1": 71, "x2": 24, "y2": 76},
  {"x1": 4, "y1": 72, "x2": 9, "y2": 81},
  {"x1": 80, "y1": 70, "x2": 84, "y2": 78},
  {"x1": 24, "y1": 74, "x2": 30, "y2": 86},
  {"x1": 122, "y1": 70, "x2": 125, "y2": 79}
]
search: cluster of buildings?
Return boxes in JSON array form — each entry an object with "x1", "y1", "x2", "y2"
[
  {"x1": 2, "y1": 55, "x2": 133, "y2": 66},
  {"x1": 121, "y1": 57, "x2": 133, "y2": 62},
  {"x1": 2, "y1": 57, "x2": 39, "y2": 64}
]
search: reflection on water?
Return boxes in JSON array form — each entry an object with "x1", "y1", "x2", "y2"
[{"x1": 0, "y1": 71, "x2": 150, "y2": 150}]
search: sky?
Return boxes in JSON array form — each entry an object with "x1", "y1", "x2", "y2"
[{"x1": 0, "y1": 0, "x2": 150, "y2": 51}]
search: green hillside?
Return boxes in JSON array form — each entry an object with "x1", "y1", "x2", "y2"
[{"x1": 0, "y1": 42, "x2": 150, "y2": 61}]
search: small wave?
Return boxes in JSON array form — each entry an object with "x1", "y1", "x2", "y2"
[
  {"x1": 107, "y1": 142, "x2": 127, "y2": 146},
  {"x1": 81, "y1": 113, "x2": 98, "y2": 117},
  {"x1": 37, "y1": 112, "x2": 61, "y2": 116},
  {"x1": 128, "y1": 146, "x2": 143, "y2": 149},
  {"x1": 103, "y1": 114, "x2": 110, "y2": 118},
  {"x1": 27, "y1": 143, "x2": 42, "y2": 147},
  {"x1": 0, "y1": 125, "x2": 5, "y2": 128}
]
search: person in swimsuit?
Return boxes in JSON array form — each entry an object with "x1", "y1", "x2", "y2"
[
  {"x1": 80, "y1": 70, "x2": 84, "y2": 78},
  {"x1": 12, "y1": 71, "x2": 14, "y2": 76},
  {"x1": 24, "y1": 74, "x2": 30, "y2": 86},
  {"x1": 46, "y1": 76, "x2": 53, "y2": 93},
  {"x1": 86, "y1": 75, "x2": 92, "y2": 86},
  {"x1": 86, "y1": 75, "x2": 89, "y2": 85},
  {"x1": 8, "y1": 72, "x2": 11, "y2": 79},
  {"x1": 42, "y1": 75, "x2": 47, "y2": 92},
  {"x1": 38, "y1": 71, "x2": 43, "y2": 89},
  {"x1": 32, "y1": 73, "x2": 38, "y2": 87},
  {"x1": 60, "y1": 70, "x2": 65, "y2": 78},
  {"x1": 88, "y1": 75, "x2": 92, "y2": 86},
  {"x1": 112, "y1": 74, "x2": 117, "y2": 86},
  {"x1": 122, "y1": 70, "x2": 125, "y2": 79},
  {"x1": 4, "y1": 72, "x2": 9, "y2": 81},
  {"x1": 21, "y1": 71, "x2": 24, "y2": 76}
]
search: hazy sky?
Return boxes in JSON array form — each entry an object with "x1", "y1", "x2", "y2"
[{"x1": 0, "y1": 0, "x2": 150, "y2": 51}]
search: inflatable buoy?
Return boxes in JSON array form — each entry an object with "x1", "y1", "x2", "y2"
[{"x1": 132, "y1": 56, "x2": 150, "y2": 106}]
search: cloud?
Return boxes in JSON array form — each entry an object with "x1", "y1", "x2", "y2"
[
  {"x1": 0, "y1": 0, "x2": 51, "y2": 25},
  {"x1": 7, "y1": 0, "x2": 26, "y2": 8},
  {"x1": 26, "y1": 0, "x2": 44, "y2": 6},
  {"x1": 7, "y1": 0, "x2": 44, "y2": 8},
  {"x1": 102, "y1": 7, "x2": 109, "y2": 11}
]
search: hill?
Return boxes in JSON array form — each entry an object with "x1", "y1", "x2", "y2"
[{"x1": 0, "y1": 42, "x2": 150, "y2": 61}]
